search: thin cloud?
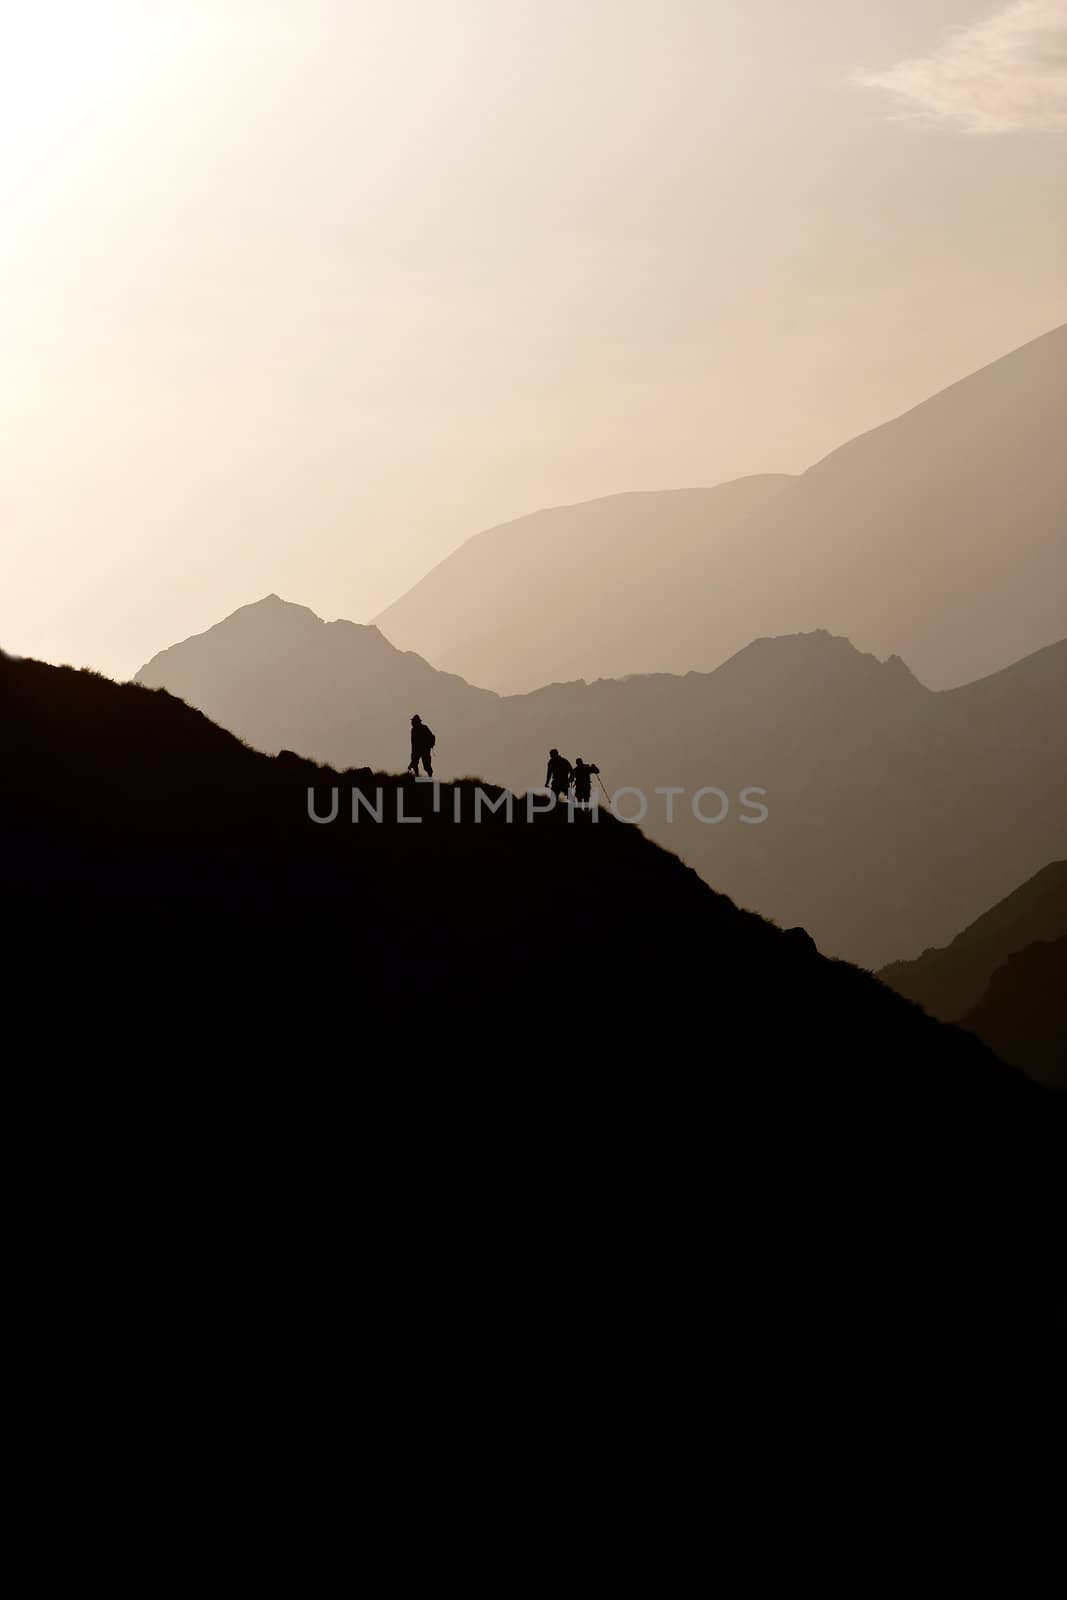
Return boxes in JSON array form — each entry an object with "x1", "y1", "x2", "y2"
[{"x1": 857, "y1": 0, "x2": 1067, "y2": 132}]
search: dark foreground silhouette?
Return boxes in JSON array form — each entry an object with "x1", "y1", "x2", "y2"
[{"x1": 2, "y1": 650, "x2": 1063, "y2": 1379}]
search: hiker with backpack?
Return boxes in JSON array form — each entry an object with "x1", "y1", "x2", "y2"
[
  {"x1": 545, "y1": 748, "x2": 573, "y2": 800},
  {"x1": 409, "y1": 714, "x2": 436, "y2": 777},
  {"x1": 571, "y1": 757, "x2": 600, "y2": 808}
]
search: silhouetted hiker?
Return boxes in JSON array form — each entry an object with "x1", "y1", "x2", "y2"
[
  {"x1": 571, "y1": 757, "x2": 600, "y2": 808},
  {"x1": 409, "y1": 714, "x2": 435, "y2": 777},
  {"x1": 545, "y1": 747, "x2": 573, "y2": 799}
]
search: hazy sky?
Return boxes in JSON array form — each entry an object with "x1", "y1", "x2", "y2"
[{"x1": 2, "y1": 0, "x2": 1065, "y2": 679}]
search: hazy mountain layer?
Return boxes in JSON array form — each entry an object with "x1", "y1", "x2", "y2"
[
  {"x1": 879, "y1": 861, "x2": 1067, "y2": 1020},
  {"x1": 960, "y1": 937, "x2": 1067, "y2": 1090},
  {"x1": 137, "y1": 600, "x2": 1067, "y2": 969},
  {"x1": 374, "y1": 324, "x2": 1067, "y2": 694}
]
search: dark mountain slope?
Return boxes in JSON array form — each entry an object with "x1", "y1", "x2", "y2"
[
  {"x1": 960, "y1": 937, "x2": 1067, "y2": 1090},
  {"x1": 374, "y1": 324, "x2": 1067, "y2": 693},
  {"x1": 4, "y1": 644, "x2": 1058, "y2": 1087},
  {"x1": 137, "y1": 603, "x2": 1067, "y2": 968},
  {"x1": 879, "y1": 861, "x2": 1067, "y2": 1021},
  {"x1": 3, "y1": 648, "x2": 1063, "y2": 1374}
]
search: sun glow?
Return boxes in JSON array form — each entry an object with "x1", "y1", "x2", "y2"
[{"x1": 0, "y1": 2, "x2": 180, "y2": 203}]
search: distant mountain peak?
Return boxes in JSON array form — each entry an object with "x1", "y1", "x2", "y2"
[
  {"x1": 230, "y1": 594, "x2": 322, "y2": 623},
  {"x1": 719, "y1": 629, "x2": 927, "y2": 690},
  {"x1": 135, "y1": 597, "x2": 402, "y2": 685},
  {"x1": 233, "y1": 597, "x2": 392, "y2": 648}
]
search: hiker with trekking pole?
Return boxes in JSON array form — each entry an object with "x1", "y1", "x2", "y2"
[{"x1": 571, "y1": 756, "x2": 600, "y2": 809}]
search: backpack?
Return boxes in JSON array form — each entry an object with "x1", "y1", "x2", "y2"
[{"x1": 424, "y1": 726, "x2": 436, "y2": 749}]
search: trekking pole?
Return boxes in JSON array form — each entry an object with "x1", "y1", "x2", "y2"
[{"x1": 595, "y1": 773, "x2": 612, "y2": 809}]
